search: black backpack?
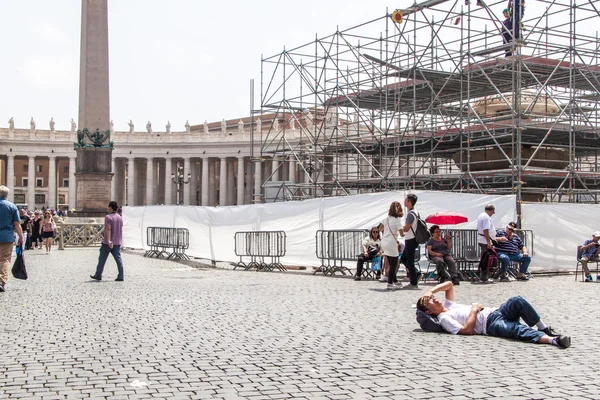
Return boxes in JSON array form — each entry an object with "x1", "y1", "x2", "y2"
[
  {"x1": 416, "y1": 309, "x2": 445, "y2": 333},
  {"x1": 410, "y1": 211, "x2": 431, "y2": 244}
]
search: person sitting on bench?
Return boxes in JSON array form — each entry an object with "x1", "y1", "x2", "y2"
[{"x1": 416, "y1": 281, "x2": 571, "y2": 348}]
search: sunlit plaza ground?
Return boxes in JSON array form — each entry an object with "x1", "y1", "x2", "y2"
[{"x1": 1, "y1": 248, "x2": 599, "y2": 400}]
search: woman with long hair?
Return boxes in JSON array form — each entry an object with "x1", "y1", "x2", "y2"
[
  {"x1": 354, "y1": 226, "x2": 382, "y2": 281},
  {"x1": 380, "y1": 201, "x2": 405, "y2": 290},
  {"x1": 30, "y1": 211, "x2": 42, "y2": 250},
  {"x1": 39, "y1": 211, "x2": 56, "y2": 254}
]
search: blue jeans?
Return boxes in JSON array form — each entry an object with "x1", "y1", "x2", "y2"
[
  {"x1": 94, "y1": 244, "x2": 124, "y2": 279},
  {"x1": 401, "y1": 238, "x2": 420, "y2": 286},
  {"x1": 498, "y1": 252, "x2": 531, "y2": 274},
  {"x1": 486, "y1": 296, "x2": 544, "y2": 343}
]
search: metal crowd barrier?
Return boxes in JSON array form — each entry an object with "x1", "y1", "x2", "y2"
[
  {"x1": 233, "y1": 231, "x2": 287, "y2": 271},
  {"x1": 315, "y1": 230, "x2": 368, "y2": 276},
  {"x1": 144, "y1": 227, "x2": 190, "y2": 260},
  {"x1": 440, "y1": 228, "x2": 535, "y2": 281}
]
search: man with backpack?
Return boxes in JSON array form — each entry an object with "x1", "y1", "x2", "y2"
[
  {"x1": 476, "y1": 204, "x2": 507, "y2": 282},
  {"x1": 400, "y1": 193, "x2": 430, "y2": 290},
  {"x1": 416, "y1": 281, "x2": 571, "y2": 348}
]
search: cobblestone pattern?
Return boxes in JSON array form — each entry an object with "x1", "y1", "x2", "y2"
[{"x1": 0, "y1": 248, "x2": 598, "y2": 399}]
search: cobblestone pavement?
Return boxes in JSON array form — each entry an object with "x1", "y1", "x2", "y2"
[{"x1": 1, "y1": 248, "x2": 599, "y2": 400}]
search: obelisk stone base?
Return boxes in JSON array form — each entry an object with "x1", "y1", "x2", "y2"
[{"x1": 74, "y1": 148, "x2": 113, "y2": 217}]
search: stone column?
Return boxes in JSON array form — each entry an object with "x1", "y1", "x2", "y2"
[
  {"x1": 227, "y1": 159, "x2": 235, "y2": 206},
  {"x1": 146, "y1": 157, "x2": 154, "y2": 206},
  {"x1": 6, "y1": 155, "x2": 14, "y2": 202},
  {"x1": 219, "y1": 158, "x2": 227, "y2": 206},
  {"x1": 189, "y1": 159, "x2": 198, "y2": 205},
  {"x1": 288, "y1": 159, "x2": 296, "y2": 183},
  {"x1": 127, "y1": 157, "x2": 135, "y2": 206},
  {"x1": 69, "y1": 157, "x2": 77, "y2": 209},
  {"x1": 48, "y1": 156, "x2": 57, "y2": 209},
  {"x1": 111, "y1": 158, "x2": 116, "y2": 200},
  {"x1": 201, "y1": 157, "x2": 209, "y2": 206},
  {"x1": 272, "y1": 157, "x2": 281, "y2": 181},
  {"x1": 254, "y1": 158, "x2": 262, "y2": 203},
  {"x1": 244, "y1": 159, "x2": 253, "y2": 204},
  {"x1": 237, "y1": 156, "x2": 245, "y2": 206},
  {"x1": 164, "y1": 157, "x2": 172, "y2": 205},
  {"x1": 209, "y1": 160, "x2": 217, "y2": 206},
  {"x1": 27, "y1": 156, "x2": 36, "y2": 208},
  {"x1": 183, "y1": 157, "x2": 191, "y2": 205}
]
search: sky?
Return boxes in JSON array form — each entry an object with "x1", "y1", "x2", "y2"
[{"x1": 0, "y1": 0, "x2": 593, "y2": 132}]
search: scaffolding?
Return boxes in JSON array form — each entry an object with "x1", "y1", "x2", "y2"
[{"x1": 259, "y1": 0, "x2": 600, "y2": 213}]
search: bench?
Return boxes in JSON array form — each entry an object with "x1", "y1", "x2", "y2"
[
  {"x1": 233, "y1": 231, "x2": 287, "y2": 272},
  {"x1": 144, "y1": 227, "x2": 190, "y2": 260}
]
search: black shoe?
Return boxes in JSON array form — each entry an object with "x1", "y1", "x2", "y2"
[
  {"x1": 480, "y1": 270, "x2": 489, "y2": 282},
  {"x1": 542, "y1": 326, "x2": 560, "y2": 337},
  {"x1": 90, "y1": 275, "x2": 101, "y2": 281},
  {"x1": 556, "y1": 335, "x2": 571, "y2": 349},
  {"x1": 451, "y1": 277, "x2": 460, "y2": 286},
  {"x1": 0, "y1": 282, "x2": 5, "y2": 292},
  {"x1": 353, "y1": 276, "x2": 361, "y2": 281},
  {"x1": 115, "y1": 278, "x2": 124, "y2": 282}
]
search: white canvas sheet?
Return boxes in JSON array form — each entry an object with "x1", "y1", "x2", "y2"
[
  {"x1": 522, "y1": 203, "x2": 600, "y2": 271},
  {"x1": 123, "y1": 190, "x2": 516, "y2": 268}
]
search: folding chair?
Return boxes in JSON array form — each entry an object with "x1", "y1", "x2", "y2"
[
  {"x1": 462, "y1": 245, "x2": 480, "y2": 281},
  {"x1": 575, "y1": 245, "x2": 600, "y2": 281},
  {"x1": 424, "y1": 251, "x2": 448, "y2": 283}
]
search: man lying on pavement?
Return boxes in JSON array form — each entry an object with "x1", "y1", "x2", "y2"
[{"x1": 416, "y1": 281, "x2": 571, "y2": 348}]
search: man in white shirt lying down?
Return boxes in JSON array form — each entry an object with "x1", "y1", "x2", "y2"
[{"x1": 416, "y1": 281, "x2": 571, "y2": 348}]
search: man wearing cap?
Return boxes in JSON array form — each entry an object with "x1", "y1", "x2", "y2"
[
  {"x1": 579, "y1": 232, "x2": 600, "y2": 282},
  {"x1": 494, "y1": 222, "x2": 531, "y2": 281}
]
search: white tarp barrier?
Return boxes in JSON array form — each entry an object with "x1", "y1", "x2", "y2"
[
  {"x1": 522, "y1": 203, "x2": 600, "y2": 271},
  {"x1": 123, "y1": 190, "x2": 516, "y2": 268}
]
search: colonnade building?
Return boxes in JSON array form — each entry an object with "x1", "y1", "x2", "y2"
[{"x1": 0, "y1": 116, "x2": 303, "y2": 209}]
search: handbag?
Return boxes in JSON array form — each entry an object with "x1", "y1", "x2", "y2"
[
  {"x1": 370, "y1": 256, "x2": 382, "y2": 272},
  {"x1": 367, "y1": 245, "x2": 380, "y2": 257},
  {"x1": 11, "y1": 245, "x2": 28, "y2": 280}
]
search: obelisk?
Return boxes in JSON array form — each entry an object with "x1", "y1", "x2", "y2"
[{"x1": 75, "y1": 0, "x2": 113, "y2": 214}]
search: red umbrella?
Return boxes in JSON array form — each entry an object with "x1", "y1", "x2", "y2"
[{"x1": 425, "y1": 211, "x2": 468, "y2": 225}]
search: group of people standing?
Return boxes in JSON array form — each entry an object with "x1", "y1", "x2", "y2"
[
  {"x1": 18, "y1": 208, "x2": 57, "y2": 254},
  {"x1": 0, "y1": 184, "x2": 125, "y2": 292},
  {"x1": 355, "y1": 194, "x2": 428, "y2": 290},
  {"x1": 355, "y1": 198, "x2": 538, "y2": 287}
]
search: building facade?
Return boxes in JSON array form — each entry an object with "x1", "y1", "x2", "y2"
[{"x1": 0, "y1": 116, "x2": 300, "y2": 209}]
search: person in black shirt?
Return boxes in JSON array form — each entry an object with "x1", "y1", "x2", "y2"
[
  {"x1": 501, "y1": 8, "x2": 513, "y2": 56},
  {"x1": 19, "y1": 209, "x2": 31, "y2": 250}
]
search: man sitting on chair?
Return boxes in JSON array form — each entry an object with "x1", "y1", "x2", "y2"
[
  {"x1": 494, "y1": 222, "x2": 531, "y2": 281},
  {"x1": 580, "y1": 231, "x2": 600, "y2": 282},
  {"x1": 416, "y1": 281, "x2": 571, "y2": 348}
]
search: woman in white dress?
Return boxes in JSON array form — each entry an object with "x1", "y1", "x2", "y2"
[{"x1": 380, "y1": 201, "x2": 405, "y2": 290}]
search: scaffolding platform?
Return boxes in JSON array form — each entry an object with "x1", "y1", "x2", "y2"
[{"x1": 259, "y1": 0, "x2": 600, "y2": 206}]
